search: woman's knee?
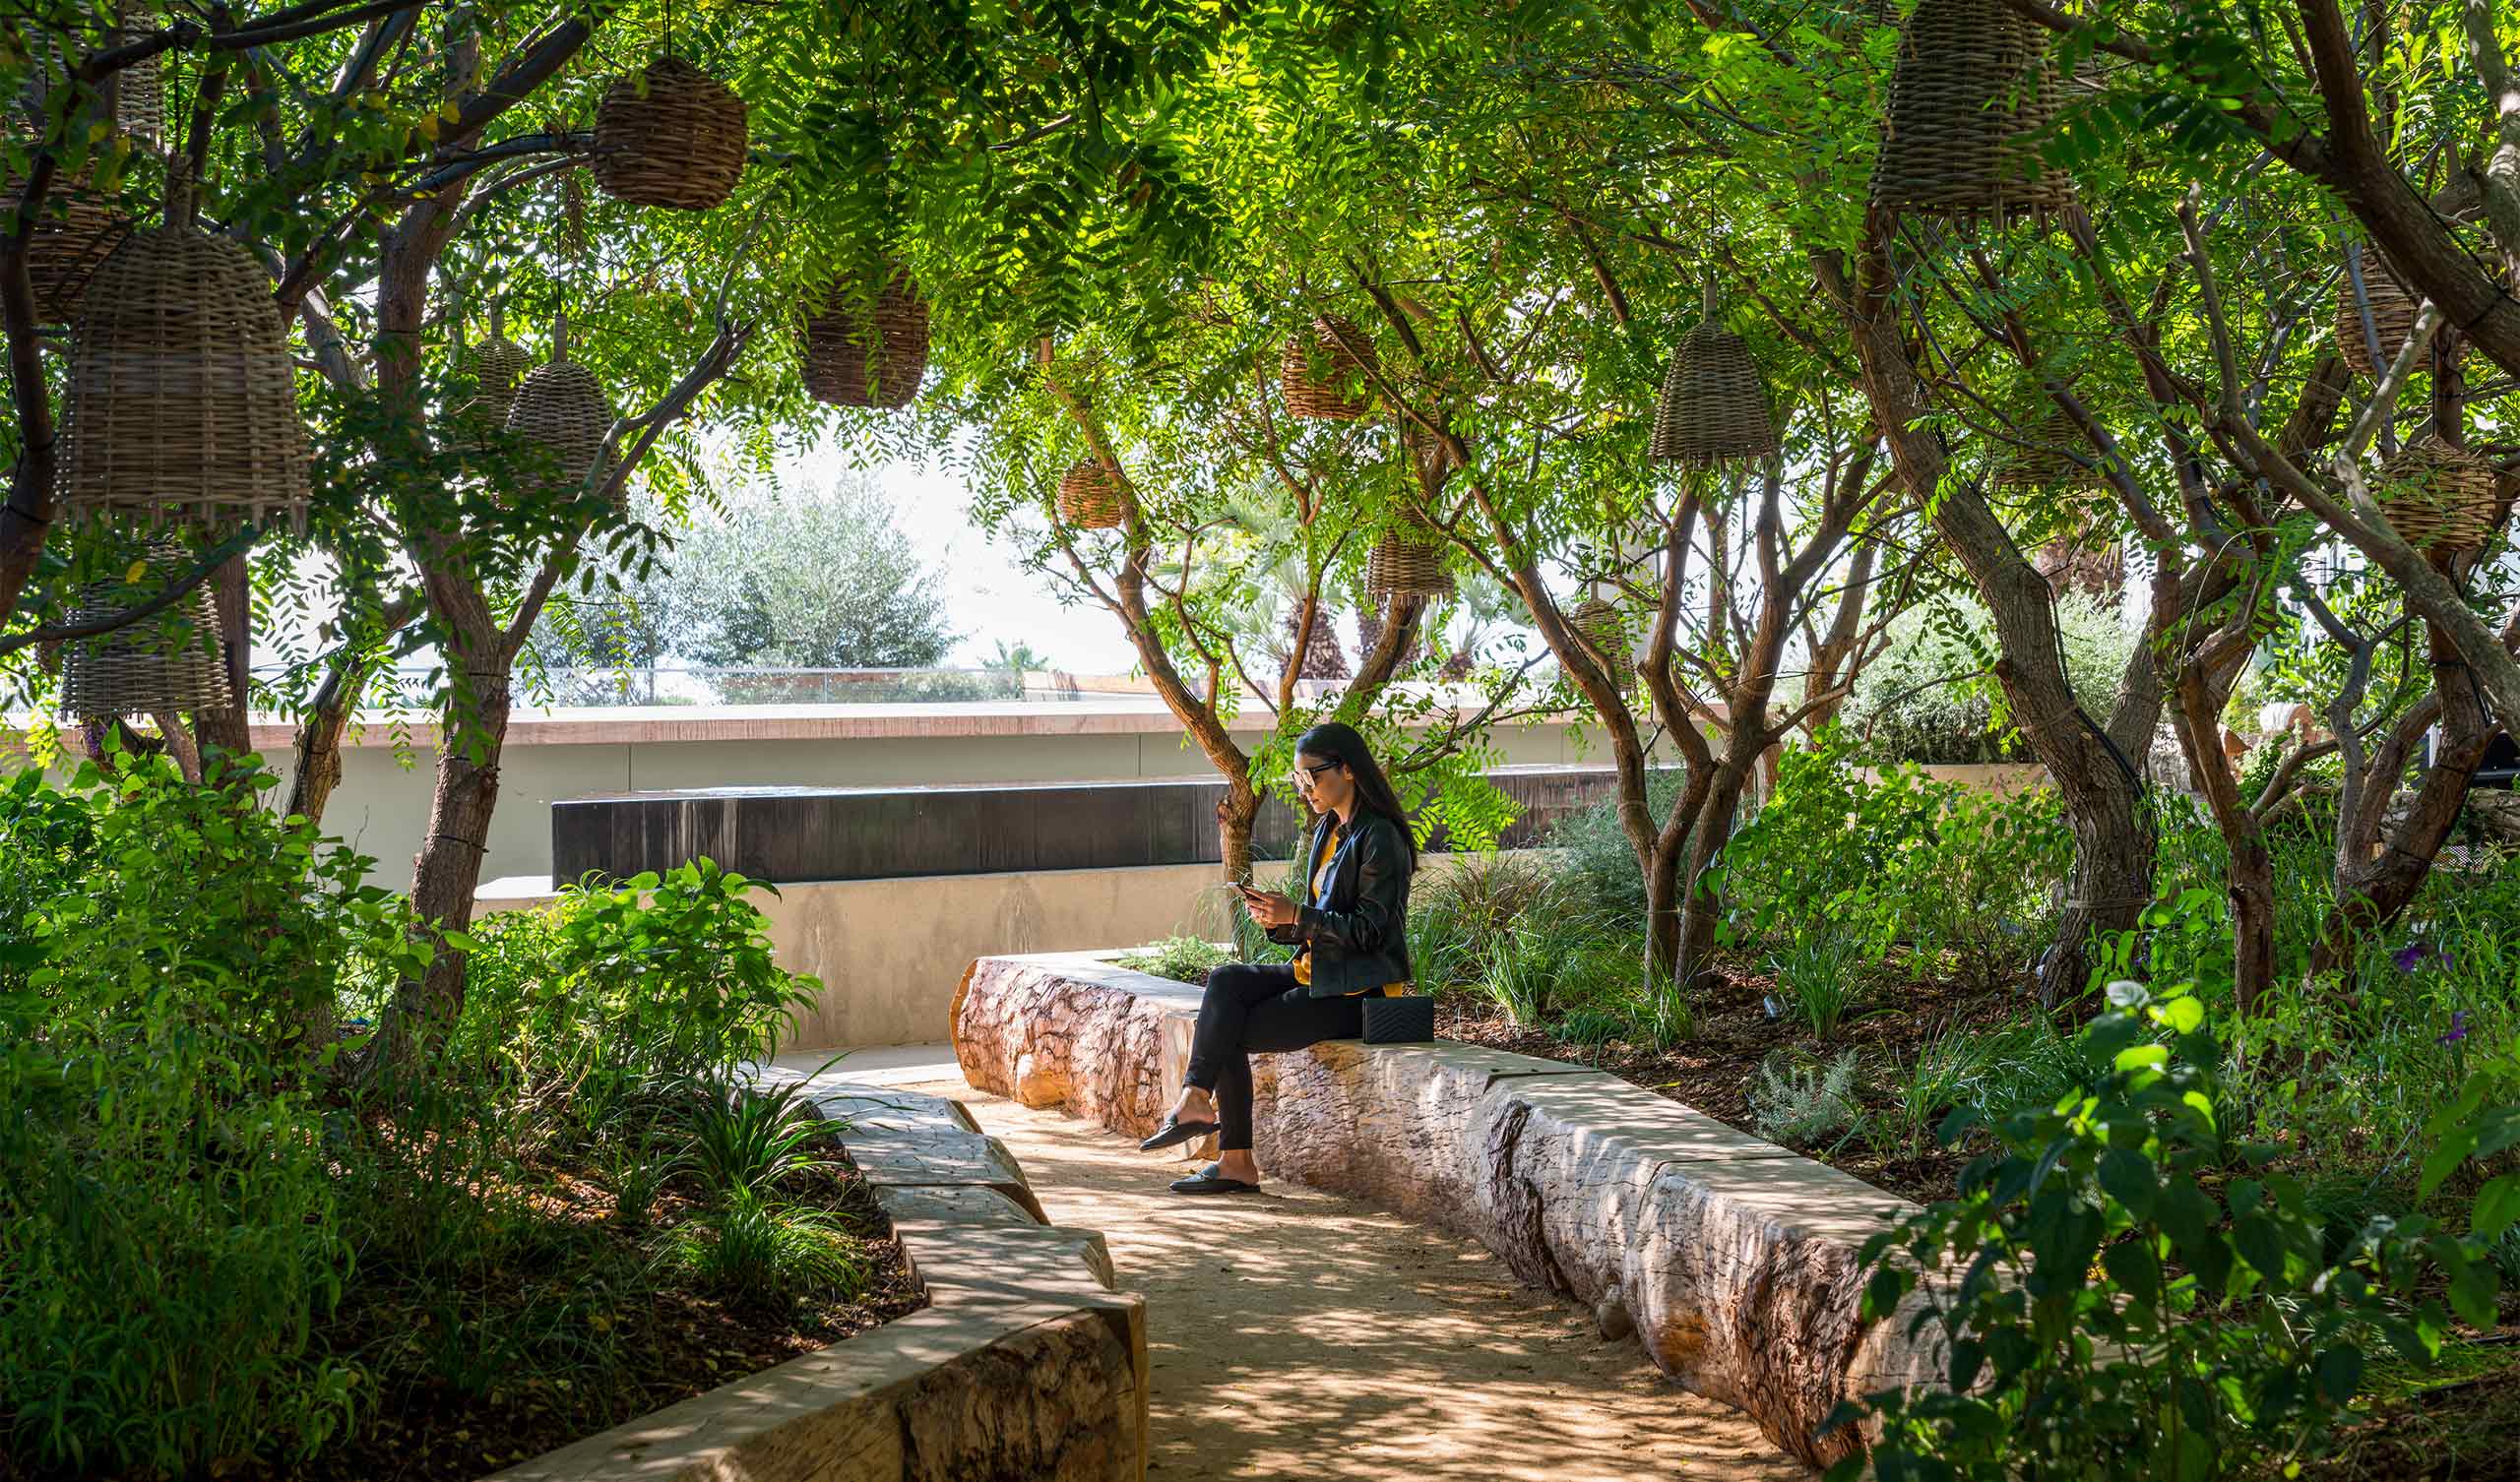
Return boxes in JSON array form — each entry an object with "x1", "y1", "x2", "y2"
[{"x1": 1203, "y1": 962, "x2": 1270, "y2": 1002}]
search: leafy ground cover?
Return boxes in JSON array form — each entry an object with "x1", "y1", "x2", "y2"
[{"x1": 0, "y1": 759, "x2": 922, "y2": 1481}]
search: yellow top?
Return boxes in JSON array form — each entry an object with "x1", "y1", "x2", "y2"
[{"x1": 1290, "y1": 820, "x2": 1409, "y2": 995}]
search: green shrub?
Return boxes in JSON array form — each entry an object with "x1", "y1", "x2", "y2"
[
  {"x1": 1717, "y1": 736, "x2": 2069, "y2": 977},
  {"x1": 1543, "y1": 767, "x2": 1690, "y2": 923},
  {"x1": 1477, "y1": 898, "x2": 1607, "y2": 1025},
  {"x1": 1841, "y1": 592, "x2": 2131, "y2": 764},
  {"x1": 668, "y1": 1190, "x2": 870, "y2": 1314},
  {"x1": 1887, "y1": 1015, "x2": 2082, "y2": 1155},
  {"x1": 1116, "y1": 934, "x2": 1234, "y2": 983},
  {"x1": 454, "y1": 858, "x2": 819, "y2": 1128},
  {"x1": 1830, "y1": 978, "x2": 2511, "y2": 1482},
  {"x1": 1768, "y1": 929, "x2": 1868, "y2": 1040},
  {"x1": 679, "y1": 1073, "x2": 838, "y2": 1199},
  {"x1": 0, "y1": 757, "x2": 389, "y2": 1475},
  {"x1": 1750, "y1": 1047, "x2": 1864, "y2": 1147}
]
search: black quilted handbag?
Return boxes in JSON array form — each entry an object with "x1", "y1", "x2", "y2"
[{"x1": 1361, "y1": 993, "x2": 1435, "y2": 1044}]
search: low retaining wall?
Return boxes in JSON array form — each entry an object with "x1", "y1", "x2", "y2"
[
  {"x1": 493, "y1": 1078, "x2": 1147, "y2": 1482},
  {"x1": 950, "y1": 952, "x2": 1945, "y2": 1469}
]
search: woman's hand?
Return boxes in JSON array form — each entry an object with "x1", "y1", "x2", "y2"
[{"x1": 1239, "y1": 887, "x2": 1299, "y2": 930}]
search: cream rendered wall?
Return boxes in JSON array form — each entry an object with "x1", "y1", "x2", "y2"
[{"x1": 301, "y1": 715, "x2": 1592, "y2": 887}]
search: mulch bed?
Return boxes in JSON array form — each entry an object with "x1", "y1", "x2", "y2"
[
  {"x1": 0, "y1": 1145, "x2": 928, "y2": 1482},
  {"x1": 1433, "y1": 962, "x2": 2040, "y2": 1205},
  {"x1": 2300, "y1": 1345, "x2": 2520, "y2": 1481},
  {"x1": 290, "y1": 1152, "x2": 928, "y2": 1482}
]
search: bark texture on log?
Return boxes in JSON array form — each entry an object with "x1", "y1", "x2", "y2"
[{"x1": 953, "y1": 952, "x2": 1944, "y2": 1467}]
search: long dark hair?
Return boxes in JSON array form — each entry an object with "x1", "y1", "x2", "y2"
[{"x1": 1293, "y1": 721, "x2": 1418, "y2": 871}]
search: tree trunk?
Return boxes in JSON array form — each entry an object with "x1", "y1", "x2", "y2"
[
  {"x1": 1672, "y1": 763, "x2": 1750, "y2": 991},
  {"x1": 2313, "y1": 625, "x2": 2496, "y2": 973},
  {"x1": 190, "y1": 553, "x2": 256, "y2": 769},
  {"x1": 1218, "y1": 775, "x2": 1261, "y2": 886},
  {"x1": 2168, "y1": 655, "x2": 2273, "y2": 1014},
  {"x1": 1828, "y1": 242, "x2": 2153, "y2": 1006},
  {"x1": 373, "y1": 662, "x2": 511, "y2": 1071}
]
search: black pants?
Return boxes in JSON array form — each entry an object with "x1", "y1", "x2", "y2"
[{"x1": 1182, "y1": 963, "x2": 1363, "y2": 1151}]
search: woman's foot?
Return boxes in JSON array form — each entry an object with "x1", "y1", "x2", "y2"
[
  {"x1": 1213, "y1": 1151, "x2": 1261, "y2": 1185},
  {"x1": 1139, "y1": 1085, "x2": 1222, "y2": 1151},
  {"x1": 1168, "y1": 1156, "x2": 1264, "y2": 1195}
]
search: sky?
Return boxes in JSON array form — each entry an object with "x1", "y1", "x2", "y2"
[{"x1": 813, "y1": 446, "x2": 1143, "y2": 674}]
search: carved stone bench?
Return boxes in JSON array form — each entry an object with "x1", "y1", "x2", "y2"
[{"x1": 951, "y1": 950, "x2": 1946, "y2": 1468}]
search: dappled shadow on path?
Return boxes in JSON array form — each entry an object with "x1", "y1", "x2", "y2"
[{"x1": 902, "y1": 1077, "x2": 1809, "y2": 1482}]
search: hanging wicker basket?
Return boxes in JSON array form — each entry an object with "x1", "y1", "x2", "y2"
[
  {"x1": 1868, "y1": 0, "x2": 2071, "y2": 220},
  {"x1": 1282, "y1": 315, "x2": 1377, "y2": 421},
  {"x1": 1570, "y1": 595, "x2": 1625, "y2": 653},
  {"x1": 1056, "y1": 459, "x2": 1126, "y2": 529},
  {"x1": 3, "y1": 172, "x2": 133, "y2": 326},
  {"x1": 465, "y1": 334, "x2": 534, "y2": 430},
  {"x1": 504, "y1": 357, "x2": 613, "y2": 501},
  {"x1": 592, "y1": 56, "x2": 749, "y2": 212},
  {"x1": 802, "y1": 269, "x2": 929, "y2": 409},
  {"x1": 58, "y1": 543, "x2": 232, "y2": 720},
  {"x1": 1365, "y1": 528, "x2": 1454, "y2": 602},
  {"x1": 1648, "y1": 317, "x2": 1780, "y2": 466},
  {"x1": 1995, "y1": 416, "x2": 2094, "y2": 490},
  {"x1": 2376, "y1": 437, "x2": 2498, "y2": 553},
  {"x1": 57, "y1": 220, "x2": 312, "y2": 529},
  {"x1": 2335, "y1": 246, "x2": 2465, "y2": 378}
]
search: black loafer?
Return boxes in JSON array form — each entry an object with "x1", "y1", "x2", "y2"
[
  {"x1": 1169, "y1": 1162, "x2": 1261, "y2": 1195},
  {"x1": 1138, "y1": 1112, "x2": 1219, "y2": 1152}
]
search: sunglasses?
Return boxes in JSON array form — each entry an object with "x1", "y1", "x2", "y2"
[{"x1": 1289, "y1": 760, "x2": 1343, "y2": 787}]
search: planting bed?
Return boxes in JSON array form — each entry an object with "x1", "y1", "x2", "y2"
[
  {"x1": 296, "y1": 1146, "x2": 924, "y2": 1482},
  {"x1": 1435, "y1": 961, "x2": 2034, "y2": 1205}
]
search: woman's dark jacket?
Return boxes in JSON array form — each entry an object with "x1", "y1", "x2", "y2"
[{"x1": 1266, "y1": 808, "x2": 1415, "y2": 998}]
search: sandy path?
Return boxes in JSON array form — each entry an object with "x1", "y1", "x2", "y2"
[{"x1": 901, "y1": 1075, "x2": 1808, "y2": 1482}]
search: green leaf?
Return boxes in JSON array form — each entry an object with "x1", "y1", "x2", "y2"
[
  {"x1": 2474, "y1": 1175, "x2": 2520, "y2": 1242},
  {"x1": 2315, "y1": 1343, "x2": 2363, "y2": 1406}
]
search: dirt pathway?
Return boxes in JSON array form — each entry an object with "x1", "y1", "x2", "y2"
[{"x1": 901, "y1": 1075, "x2": 1808, "y2": 1482}]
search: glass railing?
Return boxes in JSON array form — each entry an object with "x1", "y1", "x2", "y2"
[{"x1": 263, "y1": 666, "x2": 1157, "y2": 709}]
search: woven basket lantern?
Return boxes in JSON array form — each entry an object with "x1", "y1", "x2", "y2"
[
  {"x1": 1869, "y1": 0, "x2": 2072, "y2": 220},
  {"x1": 466, "y1": 333, "x2": 534, "y2": 429},
  {"x1": 1995, "y1": 416, "x2": 2095, "y2": 490},
  {"x1": 3, "y1": 172, "x2": 132, "y2": 326},
  {"x1": 1570, "y1": 595, "x2": 1625, "y2": 653},
  {"x1": 1365, "y1": 528, "x2": 1454, "y2": 602},
  {"x1": 2335, "y1": 246, "x2": 2464, "y2": 378},
  {"x1": 593, "y1": 56, "x2": 749, "y2": 212},
  {"x1": 802, "y1": 270, "x2": 929, "y2": 409},
  {"x1": 1282, "y1": 315, "x2": 1377, "y2": 421},
  {"x1": 57, "y1": 218, "x2": 312, "y2": 529},
  {"x1": 503, "y1": 355, "x2": 613, "y2": 502},
  {"x1": 1056, "y1": 459, "x2": 1126, "y2": 529},
  {"x1": 57, "y1": 545, "x2": 232, "y2": 720},
  {"x1": 2376, "y1": 437, "x2": 2498, "y2": 553},
  {"x1": 1648, "y1": 316, "x2": 1780, "y2": 467}
]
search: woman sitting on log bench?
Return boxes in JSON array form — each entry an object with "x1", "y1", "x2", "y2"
[{"x1": 1140, "y1": 720, "x2": 1417, "y2": 1195}]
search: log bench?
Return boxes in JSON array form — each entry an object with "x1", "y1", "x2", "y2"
[{"x1": 951, "y1": 951, "x2": 1948, "y2": 1469}]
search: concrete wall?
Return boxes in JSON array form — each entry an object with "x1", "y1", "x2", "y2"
[
  {"x1": 284, "y1": 710, "x2": 1598, "y2": 889},
  {"x1": 479, "y1": 850, "x2": 1536, "y2": 1051}
]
